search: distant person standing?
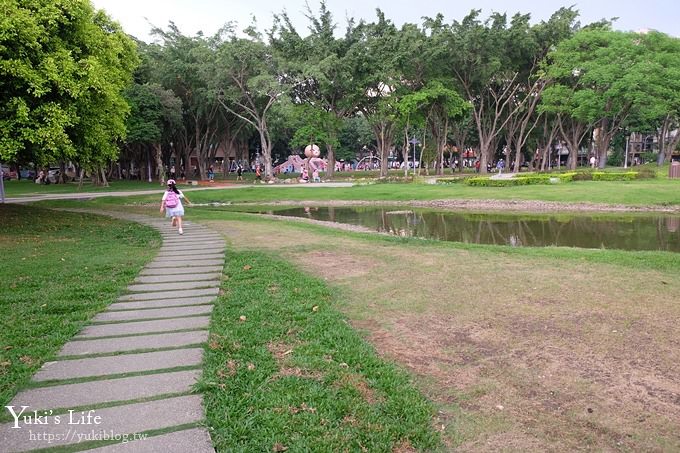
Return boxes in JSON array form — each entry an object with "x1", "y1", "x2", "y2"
[
  {"x1": 590, "y1": 155, "x2": 597, "y2": 168},
  {"x1": 160, "y1": 179, "x2": 191, "y2": 235},
  {"x1": 208, "y1": 165, "x2": 215, "y2": 182},
  {"x1": 496, "y1": 159, "x2": 505, "y2": 174},
  {"x1": 170, "y1": 165, "x2": 176, "y2": 179},
  {"x1": 255, "y1": 165, "x2": 262, "y2": 181},
  {"x1": 236, "y1": 164, "x2": 243, "y2": 181}
]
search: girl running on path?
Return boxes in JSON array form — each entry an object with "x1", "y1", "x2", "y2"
[{"x1": 160, "y1": 179, "x2": 191, "y2": 235}]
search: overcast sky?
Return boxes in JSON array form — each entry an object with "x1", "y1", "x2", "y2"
[{"x1": 91, "y1": 0, "x2": 678, "y2": 42}]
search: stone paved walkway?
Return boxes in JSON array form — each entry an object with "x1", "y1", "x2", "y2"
[{"x1": 1, "y1": 214, "x2": 223, "y2": 452}]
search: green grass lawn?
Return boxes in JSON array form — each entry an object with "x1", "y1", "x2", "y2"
[
  {"x1": 2, "y1": 179, "x2": 167, "y2": 197},
  {"x1": 51, "y1": 178, "x2": 678, "y2": 209},
  {"x1": 200, "y1": 251, "x2": 441, "y2": 452},
  {"x1": 26, "y1": 177, "x2": 680, "y2": 218},
  {"x1": 0, "y1": 205, "x2": 160, "y2": 406}
]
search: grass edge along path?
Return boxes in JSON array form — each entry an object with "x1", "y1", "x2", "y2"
[
  {"x1": 199, "y1": 250, "x2": 442, "y2": 452},
  {"x1": 0, "y1": 205, "x2": 161, "y2": 408}
]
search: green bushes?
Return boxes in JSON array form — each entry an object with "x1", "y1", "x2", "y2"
[
  {"x1": 572, "y1": 171, "x2": 593, "y2": 181},
  {"x1": 636, "y1": 168, "x2": 657, "y2": 179},
  {"x1": 436, "y1": 177, "x2": 466, "y2": 185},
  {"x1": 462, "y1": 170, "x2": 649, "y2": 186},
  {"x1": 592, "y1": 171, "x2": 638, "y2": 181},
  {"x1": 465, "y1": 172, "x2": 575, "y2": 187},
  {"x1": 559, "y1": 172, "x2": 577, "y2": 182},
  {"x1": 572, "y1": 168, "x2": 654, "y2": 181}
]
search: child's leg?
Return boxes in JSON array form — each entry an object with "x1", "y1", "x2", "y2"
[{"x1": 177, "y1": 216, "x2": 183, "y2": 234}]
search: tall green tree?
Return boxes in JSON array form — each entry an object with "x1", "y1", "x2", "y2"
[
  {"x1": 541, "y1": 27, "x2": 680, "y2": 168},
  {"x1": 0, "y1": 0, "x2": 138, "y2": 179},
  {"x1": 632, "y1": 32, "x2": 680, "y2": 165},
  {"x1": 427, "y1": 9, "x2": 577, "y2": 173},
  {"x1": 124, "y1": 83, "x2": 182, "y2": 182},
  {"x1": 430, "y1": 11, "x2": 525, "y2": 173},
  {"x1": 346, "y1": 11, "x2": 407, "y2": 177},
  {"x1": 213, "y1": 25, "x2": 288, "y2": 178},
  {"x1": 398, "y1": 81, "x2": 469, "y2": 175},
  {"x1": 150, "y1": 24, "x2": 222, "y2": 180},
  {"x1": 270, "y1": 2, "x2": 362, "y2": 178}
]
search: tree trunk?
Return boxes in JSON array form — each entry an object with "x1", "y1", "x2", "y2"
[
  {"x1": 558, "y1": 115, "x2": 587, "y2": 171},
  {"x1": 657, "y1": 115, "x2": 678, "y2": 166},
  {"x1": 595, "y1": 119, "x2": 616, "y2": 169},
  {"x1": 259, "y1": 129, "x2": 274, "y2": 179},
  {"x1": 264, "y1": 145, "x2": 273, "y2": 179},
  {"x1": 478, "y1": 137, "x2": 496, "y2": 175},
  {"x1": 371, "y1": 120, "x2": 395, "y2": 178},
  {"x1": 154, "y1": 143, "x2": 165, "y2": 185},
  {"x1": 479, "y1": 146, "x2": 489, "y2": 174},
  {"x1": 57, "y1": 162, "x2": 66, "y2": 184},
  {"x1": 379, "y1": 144, "x2": 389, "y2": 177},
  {"x1": 403, "y1": 122, "x2": 410, "y2": 177},
  {"x1": 100, "y1": 167, "x2": 109, "y2": 187}
]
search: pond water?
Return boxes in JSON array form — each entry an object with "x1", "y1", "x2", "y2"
[{"x1": 258, "y1": 206, "x2": 680, "y2": 252}]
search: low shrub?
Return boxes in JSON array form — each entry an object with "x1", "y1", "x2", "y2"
[
  {"x1": 465, "y1": 172, "x2": 575, "y2": 187},
  {"x1": 436, "y1": 177, "x2": 466, "y2": 185},
  {"x1": 559, "y1": 172, "x2": 577, "y2": 182},
  {"x1": 592, "y1": 171, "x2": 638, "y2": 181},
  {"x1": 636, "y1": 168, "x2": 657, "y2": 179},
  {"x1": 572, "y1": 171, "x2": 593, "y2": 181}
]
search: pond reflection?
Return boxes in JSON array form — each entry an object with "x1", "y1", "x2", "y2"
[{"x1": 261, "y1": 207, "x2": 680, "y2": 252}]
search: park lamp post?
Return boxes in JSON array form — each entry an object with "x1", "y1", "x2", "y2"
[{"x1": 409, "y1": 137, "x2": 420, "y2": 176}]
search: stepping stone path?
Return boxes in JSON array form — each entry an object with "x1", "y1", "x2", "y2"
[{"x1": 1, "y1": 214, "x2": 224, "y2": 452}]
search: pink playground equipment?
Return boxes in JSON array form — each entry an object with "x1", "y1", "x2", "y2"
[
  {"x1": 272, "y1": 144, "x2": 327, "y2": 182},
  {"x1": 273, "y1": 155, "x2": 306, "y2": 174}
]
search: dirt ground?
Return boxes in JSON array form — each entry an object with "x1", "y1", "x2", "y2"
[{"x1": 206, "y1": 217, "x2": 680, "y2": 452}]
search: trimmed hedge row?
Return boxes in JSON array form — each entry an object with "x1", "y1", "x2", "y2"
[
  {"x1": 462, "y1": 170, "x2": 644, "y2": 186},
  {"x1": 436, "y1": 177, "x2": 466, "y2": 184},
  {"x1": 465, "y1": 172, "x2": 576, "y2": 187},
  {"x1": 572, "y1": 169, "x2": 653, "y2": 181},
  {"x1": 591, "y1": 171, "x2": 639, "y2": 181}
]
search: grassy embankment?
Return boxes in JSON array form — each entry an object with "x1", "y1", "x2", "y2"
[{"x1": 0, "y1": 205, "x2": 160, "y2": 406}]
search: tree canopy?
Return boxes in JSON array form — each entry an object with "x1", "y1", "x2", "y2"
[
  {"x1": 0, "y1": 0, "x2": 138, "y2": 169},
  {"x1": 3, "y1": 1, "x2": 680, "y2": 178}
]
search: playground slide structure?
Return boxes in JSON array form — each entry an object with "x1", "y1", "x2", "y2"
[{"x1": 272, "y1": 145, "x2": 328, "y2": 177}]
